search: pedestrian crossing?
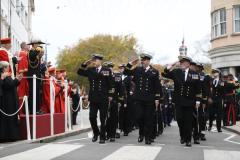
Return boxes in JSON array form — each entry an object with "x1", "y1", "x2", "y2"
[
  {"x1": 0, "y1": 144, "x2": 83, "y2": 160},
  {"x1": 102, "y1": 146, "x2": 162, "y2": 160},
  {"x1": 1, "y1": 143, "x2": 240, "y2": 160}
]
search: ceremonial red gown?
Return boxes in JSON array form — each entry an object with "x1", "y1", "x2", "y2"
[{"x1": 17, "y1": 51, "x2": 29, "y2": 114}]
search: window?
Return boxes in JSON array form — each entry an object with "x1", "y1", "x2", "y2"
[
  {"x1": 16, "y1": 0, "x2": 20, "y2": 16},
  {"x1": 211, "y1": 8, "x2": 226, "y2": 38},
  {"x1": 234, "y1": 5, "x2": 240, "y2": 33}
]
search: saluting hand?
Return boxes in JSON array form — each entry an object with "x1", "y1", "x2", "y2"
[
  {"x1": 84, "y1": 59, "x2": 92, "y2": 66},
  {"x1": 129, "y1": 58, "x2": 139, "y2": 66},
  {"x1": 155, "y1": 100, "x2": 159, "y2": 107}
]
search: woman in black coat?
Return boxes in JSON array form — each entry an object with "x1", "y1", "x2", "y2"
[
  {"x1": 70, "y1": 84, "x2": 80, "y2": 125},
  {"x1": 0, "y1": 61, "x2": 22, "y2": 142}
]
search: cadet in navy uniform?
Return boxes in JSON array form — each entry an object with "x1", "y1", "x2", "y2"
[
  {"x1": 104, "y1": 62, "x2": 124, "y2": 142},
  {"x1": 208, "y1": 69, "x2": 225, "y2": 132},
  {"x1": 196, "y1": 63, "x2": 208, "y2": 141},
  {"x1": 124, "y1": 53, "x2": 161, "y2": 145},
  {"x1": 162, "y1": 56, "x2": 201, "y2": 147},
  {"x1": 77, "y1": 54, "x2": 114, "y2": 144}
]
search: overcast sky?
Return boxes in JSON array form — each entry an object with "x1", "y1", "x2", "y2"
[{"x1": 32, "y1": 0, "x2": 211, "y2": 65}]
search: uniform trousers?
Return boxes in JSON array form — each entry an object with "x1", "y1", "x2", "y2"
[
  {"x1": 176, "y1": 105, "x2": 193, "y2": 142},
  {"x1": 89, "y1": 100, "x2": 108, "y2": 140},
  {"x1": 209, "y1": 99, "x2": 222, "y2": 131},
  {"x1": 135, "y1": 100, "x2": 155, "y2": 141}
]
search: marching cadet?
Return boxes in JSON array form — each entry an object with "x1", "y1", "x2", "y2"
[
  {"x1": 161, "y1": 78, "x2": 173, "y2": 127},
  {"x1": 162, "y1": 56, "x2": 201, "y2": 147},
  {"x1": 118, "y1": 64, "x2": 131, "y2": 137},
  {"x1": 224, "y1": 74, "x2": 239, "y2": 126},
  {"x1": 124, "y1": 53, "x2": 161, "y2": 145},
  {"x1": 208, "y1": 69, "x2": 225, "y2": 132},
  {"x1": 104, "y1": 62, "x2": 124, "y2": 142},
  {"x1": 196, "y1": 63, "x2": 208, "y2": 141},
  {"x1": 77, "y1": 54, "x2": 113, "y2": 144},
  {"x1": 122, "y1": 66, "x2": 136, "y2": 134},
  {"x1": 153, "y1": 78, "x2": 164, "y2": 138}
]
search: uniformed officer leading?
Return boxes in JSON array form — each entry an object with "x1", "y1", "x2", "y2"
[
  {"x1": 162, "y1": 56, "x2": 201, "y2": 147},
  {"x1": 124, "y1": 53, "x2": 161, "y2": 145},
  {"x1": 77, "y1": 54, "x2": 114, "y2": 144}
]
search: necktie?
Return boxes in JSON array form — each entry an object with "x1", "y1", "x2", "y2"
[
  {"x1": 182, "y1": 70, "x2": 186, "y2": 81},
  {"x1": 96, "y1": 68, "x2": 99, "y2": 73}
]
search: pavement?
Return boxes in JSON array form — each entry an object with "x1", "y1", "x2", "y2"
[
  {"x1": 0, "y1": 108, "x2": 92, "y2": 147},
  {"x1": 1, "y1": 121, "x2": 240, "y2": 159},
  {"x1": 223, "y1": 121, "x2": 240, "y2": 135}
]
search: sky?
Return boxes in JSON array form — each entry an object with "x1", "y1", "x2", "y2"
[{"x1": 32, "y1": 0, "x2": 211, "y2": 65}]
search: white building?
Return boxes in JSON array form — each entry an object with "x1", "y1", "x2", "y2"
[{"x1": 0, "y1": 0, "x2": 35, "y2": 54}]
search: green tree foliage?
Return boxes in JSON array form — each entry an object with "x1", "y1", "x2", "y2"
[{"x1": 56, "y1": 34, "x2": 139, "y2": 87}]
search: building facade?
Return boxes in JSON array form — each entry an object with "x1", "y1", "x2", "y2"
[
  {"x1": 209, "y1": 0, "x2": 240, "y2": 77},
  {"x1": 0, "y1": 0, "x2": 35, "y2": 55}
]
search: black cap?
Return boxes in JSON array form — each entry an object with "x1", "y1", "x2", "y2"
[
  {"x1": 178, "y1": 55, "x2": 192, "y2": 63},
  {"x1": 118, "y1": 64, "x2": 126, "y2": 68},
  {"x1": 27, "y1": 38, "x2": 46, "y2": 45},
  {"x1": 140, "y1": 53, "x2": 152, "y2": 60},
  {"x1": 92, "y1": 54, "x2": 104, "y2": 60},
  {"x1": 196, "y1": 63, "x2": 204, "y2": 70},
  {"x1": 190, "y1": 61, "x2": 197, "y2": 66},
  {"x1": 107, "y1": 62, "x2": 114, "y2": 68},
  {"x1": 103, "y1": 61, "x2": 114, "y2": 68}
]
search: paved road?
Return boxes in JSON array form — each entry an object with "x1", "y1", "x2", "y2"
[{"x1": 1, "y1": 121, "x2": 240, "y2": 160}]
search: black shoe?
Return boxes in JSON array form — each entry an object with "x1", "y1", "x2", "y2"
[
  {"x1": 138, "y1": 136, "x2": 144, "y2": 143},
  {"x1": 105, "y1": 136, "x2": 110, "y2": 141},
  {"x1": 218, "y1": 129, "x2": 222, "y2": 133},
  {"x1": 110, "y1": 138, "x2": 115, "y2": 142},
  {"x1": 180, "y1": 138, "x2": 185, "y2": 144},
  {"x1": 124, "y1": 133, "x2": 128, "y2": 136},
  {"x1": 115, "y1": 133, "x2": 120, "y2": 139},
  {"x1": 208, "y1": 127, "x2": 212, "y2": 131},
  {"x1": 186, "y1": 142, "x2": 192, "y2": 147},
  {"x1": 201, "y1": 137, "x2": 206, "y2": 141},
  {"x1": 145, "y1": 140, "x2": 151, "y2": 145},
  {"x1": 150, "y1": 138, "x2": 154, "y2": 143},
  {"x1": 99, "y1": 139, "x2": 105, "y2": 144},
  {"x1": 194, "y1": 140, "x2": 200, "y2": 144},
  {"x1": 158, "y1": 129, "x2": 163, "y2": 135},
  {"x1": 92, "y1": 135, "x2": 99, "y2": 142}
]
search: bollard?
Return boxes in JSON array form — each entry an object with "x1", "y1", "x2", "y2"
[
  {"x1": 50, "y1": 77, "x2": 55, "y2": 136},
  {"x1": 68, "y1": 96, "x2": 72, "y2": 131},
  {"x1": 64, "y1": 80, "x2": 68, "y2": 132},
  {"x1": 32, "y1": 74, "x2": 37, "y2": 140},
  {"x1": 24, "y1": 96, "x2": 31, "y2": 141}
]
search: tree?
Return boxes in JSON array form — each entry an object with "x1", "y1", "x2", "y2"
[{"x1": 56, "y1": 34, "x2": 139, "y2": 87}]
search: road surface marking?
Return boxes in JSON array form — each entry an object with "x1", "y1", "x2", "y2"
[
  {"x1": 57, "y1": 137, "x2": 90, "y2": 144},
  {"x1": 223, "y1": 132, "x2": 240, "y2": 145},
  {"x1": 102, "y1": 146, "x2": 162, "y2": 160},
  {"x1": 0, "y1": 144, "x2": 83, "y2": 160},
  {"x1": 204, "y1": 149, "x2": 240, "y2": 160}
]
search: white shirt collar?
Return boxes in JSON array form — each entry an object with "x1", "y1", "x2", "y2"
[
  {"x1": 97, "y1": 66, "x2": 102, "y2": 72},
  {"x1": 145, "y1": 66, "x2": 150, "y2": 72}
]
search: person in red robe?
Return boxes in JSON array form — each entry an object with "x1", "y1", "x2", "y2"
[
  {"x1": 17, "y1": 42, "x2": 29, "y2": 114},
  {"x1": 54, "y1": 70, "x2": 65, "y2": 113},
  {"x1": 41, "y1": 67, "x2": 56, "y2": 113},
  {"x1": 0, "y1": 38, "x2": 14, "y2": 79}
]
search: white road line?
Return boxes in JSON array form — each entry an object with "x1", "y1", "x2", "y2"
[
  {"x1": 204, "y1": 149, "x2": 240, "y2": 160},
  {"x1": 102, "y1": 146, "x2": 162, "y2": 160},
  {"x1": 57, "y1": 137, "x2": 90, "y2": 144},
  {"x1": 223, "y1": 132, "x2": 240, "y2": 145},
  {"x1": 0, "y1": 144, "x2": 83, "y2": 160}
]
